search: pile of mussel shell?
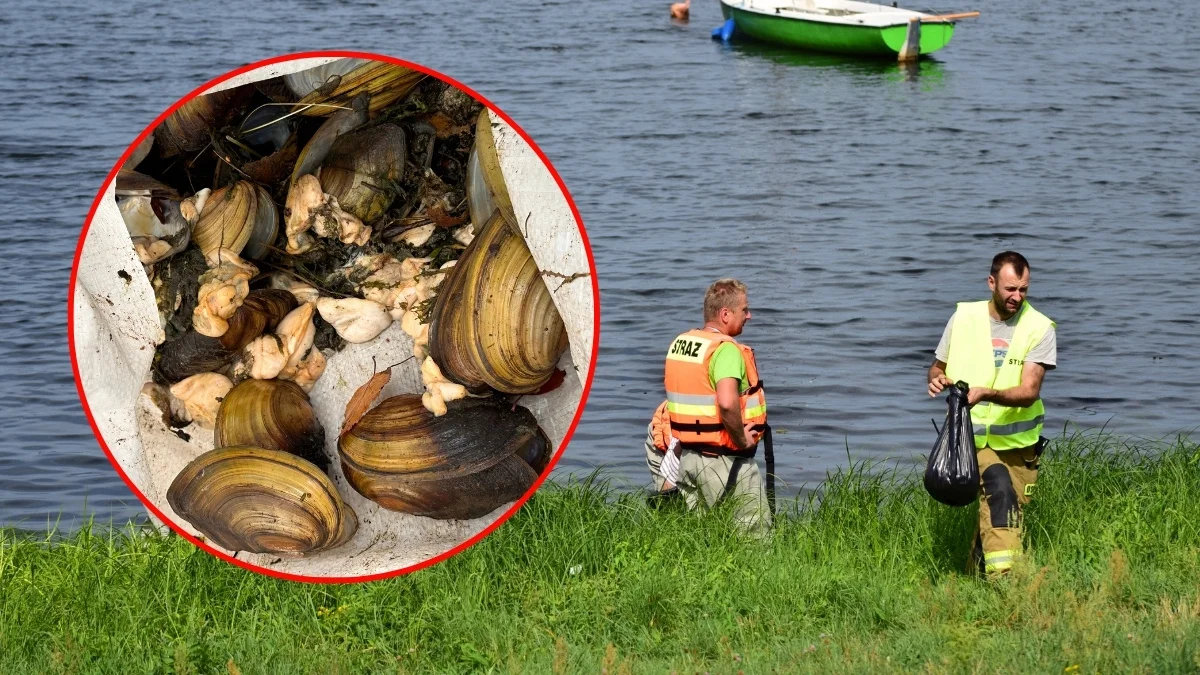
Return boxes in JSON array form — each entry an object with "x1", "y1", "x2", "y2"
[{"x1": 122, "y1": 58, "x2": 570, "y2": 557}]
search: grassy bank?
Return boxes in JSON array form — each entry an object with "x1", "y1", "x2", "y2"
[{"x1": 2, "y1": 432, "x2": 1199, "y2": 674}]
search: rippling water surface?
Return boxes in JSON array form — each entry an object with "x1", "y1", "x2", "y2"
[{"x1": 1, "y1": 0, "x2": 1196, "y2": 528}]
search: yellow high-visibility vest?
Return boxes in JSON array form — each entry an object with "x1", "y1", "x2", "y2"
[{"x1": 945, "y1": 300, "x2": 1054, "y2": 450}]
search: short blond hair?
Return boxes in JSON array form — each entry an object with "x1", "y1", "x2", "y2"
[{"x1": 703, "y1": 278, "x2": 748, "y2": 322}]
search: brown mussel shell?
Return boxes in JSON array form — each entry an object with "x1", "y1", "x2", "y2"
[
  {"x1": 158, "y1": 289, "x2": 296, "y2": 382},
  {"x1": 154, "y1": 89, "x2": 242, "y2": 158},
  {"x1": 167, "y1": 445, "x2": 357, "y2": 556},
  {"x1": 214, "y1": 379, "x2": 327, "y2": 471},
  {"x1": 318, "y1": 123, "x2": 406, "y2": 223},
  {"x1": 220, "y1": 289, "x2": 298, "y2": 349},
  {"x1": 243, "y1": 184, "x2": 280, "y2": 260},
  {"x1": 191, "y1": 181, "x2": 278, "y2": 260},
  {"x1": 428, "y1": 211, "x2": 568, "y2": 394},
  {"x1": 338, "y1": 395, "x2": 550, "y2": 520}
]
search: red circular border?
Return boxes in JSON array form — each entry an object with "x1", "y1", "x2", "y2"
[{"x1": 67, "y1": 50, "x2": 600, "y2": 584}]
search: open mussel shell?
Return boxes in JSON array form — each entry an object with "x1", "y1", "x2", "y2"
[
  {"x1": 115, "y1": 168, "x2": 179, "y2": 199},
  {"x1": 284, "y1": 58, "x2": 370, "y2": 98},
  {"x1": 215, "y1": 379, "x2": 327, "y2": 471},
  {"x1": 167, "y1": 445, "x2": 357, "y2": 556},
  {"x1": 117, "y1": 170, "x2": 186, "y2": 248},
  {"x1": 238, "y1": 105, "x2": 297, "y2": 154},
  {"x1": 191, "y1": 181, "x2": 278, "y2": 260},
  {"x1": 317, "y1": 123, "x2": 406, "y2": 223},
  {"x1": 464, "y1": 145, "x2": 494, "y2": 232},
  {"x1": 119, "y1": 195, "x2": 186, "y2": 239},
  {"x1": 294, "y1": 61, "x2": 426, "y2": 118},
  {"x1": 429, "y1": 212, "x2": 568, "y2": 394},
  {"x1": 467, "y1": 108, "x2": 516, "y2": 227},
  {"x1": 339, "y1": 395, "x2": 551, "y2": 520},
  {"x1": 158, "y1": 289, "x2": 296, "y2": 382},
  {"x1": 289, "y1": 96, "x2": 368, "y2": 190},
  {"x1": 120, "y1": 195, "x2": 190, "y2": 264}
]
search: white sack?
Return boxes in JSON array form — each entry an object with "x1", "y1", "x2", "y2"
[{"x1": 72, "y1": 58, "x2": 593, "y2": 578}]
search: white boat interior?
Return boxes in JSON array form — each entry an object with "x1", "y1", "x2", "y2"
[{"x1": 723, "y1": 0, "x2": 934, "y2": 27}]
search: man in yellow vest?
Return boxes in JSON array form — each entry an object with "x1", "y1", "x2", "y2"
[
  {"x1": 664, "y1": 279, "x2": 770, "y2": 533},
  {"x1": 927, "y1": 251, "x2": 1057, "y2": 577}
]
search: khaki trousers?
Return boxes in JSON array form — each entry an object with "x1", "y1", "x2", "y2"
[
  {"x1": 972, "y1": 444, "x2": 1040, "y2": 576},
  {"x1": 676, "y1": 448, "x2": 772, "y2": 533}
]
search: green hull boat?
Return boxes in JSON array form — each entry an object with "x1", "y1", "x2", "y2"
[{"x1": 719, "y1": 0, "x2": 964, "y2": 58}]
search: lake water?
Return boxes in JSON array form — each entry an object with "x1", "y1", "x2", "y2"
[{"x1": 1, "y1": 0, "x2": 1196, "y2": 528}]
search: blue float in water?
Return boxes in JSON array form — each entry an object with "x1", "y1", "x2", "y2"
[{"x1": 711, "y1": 19, "x2": 735, "y2": 42}]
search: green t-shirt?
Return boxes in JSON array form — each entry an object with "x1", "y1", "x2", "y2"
[{"x1": 708, "y1": 342, "x2": 749, "y2": 392}]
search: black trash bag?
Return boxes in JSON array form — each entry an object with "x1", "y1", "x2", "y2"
[{"x1": 924, "y1": 381, "x2": 980, "y2": 506}]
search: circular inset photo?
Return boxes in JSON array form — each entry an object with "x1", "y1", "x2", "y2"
[{"x1": 68, "y1": 52, "x2": 597, "y2": 581}]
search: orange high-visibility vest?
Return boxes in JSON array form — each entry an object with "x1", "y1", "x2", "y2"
[{"x1": 664, "y1": 329, "x2": 767, "y2": 455}]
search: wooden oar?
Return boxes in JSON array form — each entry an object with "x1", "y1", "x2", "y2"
[{"x1": 919, "y1": 11, "x2": 980, "y2": 22}]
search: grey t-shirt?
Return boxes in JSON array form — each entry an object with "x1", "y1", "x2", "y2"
[{"x1": 934, "y1": 305, "x2": 1057, "y2": 370}]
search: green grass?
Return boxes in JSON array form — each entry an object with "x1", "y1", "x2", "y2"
[{"x1": 2, "y1": 431, "x2": 1199, "y2": 674}]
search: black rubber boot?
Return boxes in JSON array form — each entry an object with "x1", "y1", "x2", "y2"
[{"x1": 647, "y1": 486, "x2": 682, "y2": 509}]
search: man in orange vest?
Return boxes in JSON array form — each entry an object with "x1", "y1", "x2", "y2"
[{"x1": 664, "y1": 278, "x2": 770, "y2": 532}]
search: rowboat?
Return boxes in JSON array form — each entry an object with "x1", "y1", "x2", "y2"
[{"x1": 717, "y1": 0, "x2": 977, "y2": 59}]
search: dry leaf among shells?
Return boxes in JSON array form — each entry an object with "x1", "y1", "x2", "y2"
[{"x1": 340, "y1": 368, "x2": 392, "y2": 437}]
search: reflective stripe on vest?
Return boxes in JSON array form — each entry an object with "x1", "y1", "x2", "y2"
[
  {"x1": 945, "y1": 300, "x2": 1054, "y2": 450},
  {"x1": 665, "y1": 391, "x2": 718, "y2": 417},
  {"x1": 664, "y1": 329, "x2": 767, "y2": 451}
]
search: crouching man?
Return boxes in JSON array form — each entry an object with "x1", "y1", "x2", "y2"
[{"x1": 664, "y1": 279, "x2": 770, "y2": 533}]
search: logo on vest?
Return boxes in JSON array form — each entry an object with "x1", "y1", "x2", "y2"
[
  {"x1": 667, "y1": 336, "x2": 709, "y2": 363},
  {"x1": 992, "y1": 337, "x2": 1009, "y2": 369}
]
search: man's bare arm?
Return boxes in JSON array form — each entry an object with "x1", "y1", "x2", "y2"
[
  {"x1": 967, "y1": 361, "x2": 1047, "y2": 407},
  {"x1": 716, "y1": 377, "x2": 758, "y2": 449},
  {"x1": 928, "y1": 359, "x2": 952, "y2": 397}
]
